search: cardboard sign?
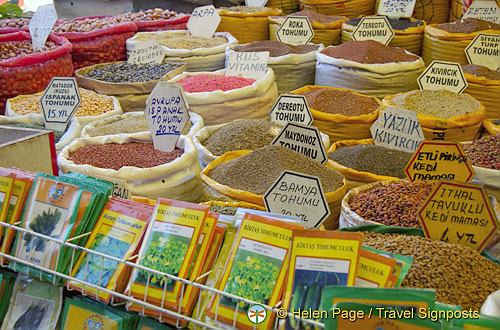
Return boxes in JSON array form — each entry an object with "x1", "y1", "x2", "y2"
[
  {"x1": 352, "y1": 16, "x2": 395, "y2": 45},
  {"x1": 29, "y1": 4, "x2": 57, "y2": 50},
  {"x1": 276, "y1": 16, "x2": 314, "y2": 46},
  {"x1": 377, "y1": 0, "x2": 417, "y2": 18},
  {"x1": 128, "y1": 40, "x2": 166, "y2": 64},
  {"x1": 40, "y1": 77, "x2": 81, "y2": 131},
  {"x1": 263, "y1": 170, "x2": 330, "y2": 229},
  {"x1": 271, "y1": 122, "x2": 327, "y2": 164},
  {"x1": 417, "y1": 60, "x2": 468, "y2": 94},
  {"x1": 405, "y1": 141, "x2": 475, "y2": 182},
  {"x1": 370, "y1": 106, "x2": 424, "y2": 153},
  {"x1": 464, "y1": 33, "x2": 500, "y2": 71},
  {"x1": 225, "y1": 51, "x2": 269, "y2": 79},
  {"x1": 245, "y1": 0, "x2": 268, "y2": 6},
  {"x1": 186, "y1": 5, "x2": 221, "y2": 39},
  {"x1": 418, "y1": 180, "x2": 499, "y2": 252},
  {"x1": 462, "y1": 0, "x2": 500, "y2": 23},
  {"x1": 145, "y1": 82, "x2": 189, "y2": 152},
  {"x1": 269, "y1": 94, "x2": 313, "y2": 126}
]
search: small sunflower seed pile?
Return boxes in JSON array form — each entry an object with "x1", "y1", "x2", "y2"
[{"x1": 83, "y1": 62, "x2": 182, "y2": 83}]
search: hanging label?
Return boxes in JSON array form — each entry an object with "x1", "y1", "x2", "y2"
[
  {"x1": 464, "y1": 33, "x2": 500, "y2": 71},
  {"x1": 145, "y1": 82, "x2": 189, "y2": 152},
  {"x1": 276, "y1": 16, "x2": 314, "y2": 46},
  {"x1": 225, "y1": 51, "x2": 269, "y2": 79},
  {"x1": 462, "y1": 0, "x2": 500, "y2": 23},
  {"x1": 418, "y1": 180, "x2": 499, "y2": 253},
  {"x1": 29, "y1": 4, "x2": 58, "y2": 50},
  {"x1": 417, "y1": 60, "x2": 468, "y2": 94},
  {"x1": 186, "y1": 5, "x2": 221, "y2": 39},
  {"x1": 370, "y1": 106, "x2": 424, "y2": 153},
  {"x1": 377, "y1": 0, "x2": 417, "y2": 18},
  {"x1": 405, "y1": 141, "x2": 475, "y2": 182},
  {"x1": 271, "y1": 122, "x2": 327, "y2": 164},
  {"x1": 40, "y1": 77, "x2": 81, "y2": 131},
  {"x1": 93, "y1": 175, "x2": 133, "y2": 200},
  {"x1": 128, "y1": 40, "x2": 166, "y2": 64},
  {"x1": 269, "y1": 94, "x2": 313, "y2": 126},
  {"x1": 245, "y1": 0, "x2": 268, "y2": 6},
  {"x1": 352, "y1": 16, "x2": 395, "y2": 45},
  {"x1": 263, "y1": 170, "x2": 330, "y2": 229}
]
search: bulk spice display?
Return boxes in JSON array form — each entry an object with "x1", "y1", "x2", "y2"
[{"x1": 1, "y1": 2, "x2": 500, "y2": 330}]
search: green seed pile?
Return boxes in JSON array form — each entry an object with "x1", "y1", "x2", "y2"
[
  {"x1": 329, "y1": 144, "x2": 412, "y2": 178},
  {"x1": 362, "y1": 231, "x2": 500, "y2": 310},
  {"x1": 202, "y1": 119, "x2": 282, "y2": 156},
  {"x1": 208, "y1": 145, "x2": 345, "y2": 195},
  {"x1": 349, "y1": 181, "x2": 434, "y2": 227},
  {"x1": 83, "y1": 62, "x2": 182, "y2": 83},
  {"x1": 463, "y1": 134, "x2": 500, "y2": 170}
]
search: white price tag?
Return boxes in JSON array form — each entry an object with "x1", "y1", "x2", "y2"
[
  {"x1": 377, "y1": 0, "x2": 417, "y2": 18},
  {"x1": 264, "y1": 170, "x2": 331, "y2": 229},
  {"x1": 128, "y1": 40, "x2": 166, "y2": 64},
  {"x1": 462, "y1": 0, "x2": 500, "y2": 23},
  {"x1": 225, "y1": 51, "x2": 269, "y2": 79},
  {"x1": 417, "y1": 60, "x2": 468, "y2": 94},
  {"x1": 41, "y1": 77, "x2": 81, "y2": 131},
  {"x1": 276, "y1": 16, "x2": 314, "y2": 46},
  {"x1": 245, "y1": 0, "x2": 268, "y2": 6},
  {"x1": 145, "y1": 82, "x2": 189, "y2": 152},
  {"x1": 186, "y1": 5, "x2": 221, "y2": 39},
  {"x1": 269, "y1": 94, "x2": 313, "y2": 126},
  {"x1": 465, "y1": 33, "x2": 500, "y2": 70},
  {"x1": 29, "y1": 4, "x2": 57, "y2": 50},
  {"x1": 352, "y1": 16, "x2": 395, "y2": 45},
  {"x1": 370, "y1": 106, "x2": 424, "y2": 153}
]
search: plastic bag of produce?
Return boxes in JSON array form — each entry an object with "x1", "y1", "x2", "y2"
[
  {"x1": 298, "y1": 0, "x2": 375, "y2": 17},
  {"x1": 115, "y1": 9, "x2": 189, "y2": 32},
  {"x1": 169, "y1": 68, "x2": 279, "y2": 125},
  {"x1": 462, "y1": 65, "x2": 500, "y2": 120},
  {"x1": 75, "y1": 61, "x2": 186, "y2": 112},
  {"x1": 58, "y1": 133, "x2": 203, "y2": 202},
  {"x1": 0, "y1": 31, "x2": 74, "y2": 115}
]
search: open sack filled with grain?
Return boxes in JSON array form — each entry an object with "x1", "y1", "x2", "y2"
[
  {"x1": 298, "y1": 0, "x2": 375, "y2": 18},
  {"x1": 58, "y1": 133, "x2": 203, "y2": 202},
  {"x1": 422, "y1": 18, "x2": 500, "y2": 65},
  {"x1": 268, "y1": 10, "x2": 347, "y2": 46},
  {"x1": 382, "y1": 89, "x2": 485, "y2": 141},
  {"x1": 462, "y1": 64, "x2": 500, "y2": 120},
  {"x1": 228, "y1": 41, "x2": 324, "y2": 94},
  {"x1": 115, "y1": 9, "x2": 189, "y2": 31},
  {"x1": 81, "y1": 111, "x2": 203, "y2": 139},
  {"x1": 201, "y1": 145, "x2": 347, "y2": 229},
  {"x1": 216, "y1": 6, "x2": 283, "y2": 44},
  {"x1": 168, "y1": 68, "x2": 278, "y2": 125},
  {"x1": 315, "y1": 40, "x2": 425, "y2": 98},
  {"x1": 484, "y1": 120, "x2": 500, "y2": 135},
  {"x1": 193, "y1": 119, "x2": 330, "y2": 168},
  {"x1": 291, "y1": 85, "x2": 381, "y2": 143},
  {"x1": 75, "y1": 61, "x2": 186, "y2": 112},
  {"x1": 341, "y1": 17, "x2": 426, "y2": 55},
  {"x1": 126, "y1": 30, "x2": 238, "y2": 72}
]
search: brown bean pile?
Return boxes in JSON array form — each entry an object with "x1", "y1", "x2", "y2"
[
  {"x1": 437, "y1": 18, "x2": 500, "y2": 34},
  {"x1": 68, "y1": 142, "x2": 183, "y2": 170},
  {"x1": 362, "y1": 232, "x2": 500, "y2": 310},
  {"x1": 52, "y1": 17, "x2": 119, "y2": 33},
  {"x1": 349, "y1": 181, "x2": 434, "y2": 227},
  {"x1": 0, "y1": 40, "x2": 58, "y2": 60},
  {"x1": 298, "y1": 88, "x2": 379, "y2": 116},
  {"x1": 115, "y1": 8, "x2": 179, "y2": 22},
  {"x1": 208, "y1": 145, "x2": 345, "y2": 195},
  {"x1": 462, "y1": 64, "x2": 500, "y2": 81},
  {"x1": 0, "y1": 18, "x2": 31, "y2": 29}
]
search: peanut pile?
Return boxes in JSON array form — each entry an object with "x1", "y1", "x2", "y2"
[
  {"x1": 0, "y1": 17, "x2": 31, "y2": 29},
  {"x1": 115, "y1": 8, "x2": 179, "y2": 22},
  {"x1": 0, "y1": 40, "x2": 58, "y2": 60},
  {"x1": 52, "y1": 17, "x2": 119, "y2": 33}
]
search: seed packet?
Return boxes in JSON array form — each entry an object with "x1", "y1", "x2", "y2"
[
  {"x1": 0, "y1": 270, "x2": 15, "y2": 324},
  {"x1": 136, "y1": 316, "x2": 175, "y2": 330},
  {"x1": 452, "y1": 314, "x2": 500, "y2": 329},
  {"x1": 0, "y1": 169, "x2": 15, "y2": 237},
  {"x1": 200, "y1": 224, "x2": 226, "y2": 282},
  {"x1": 61, "y1": 297, "x2": 126, "y2": 330},
  {"x1": 1, "y1": 274, "x2": 63, "y2": 330},
  {"x1": 207, "y1": 213, "x2": 304, "y2": 330},
  {"x1": 127, "y1": 199, "x2": 209, "y2": 310},
  {"x1": 430, "y1": 302, "x2": 462, "y2": 329},
  {"x1": 68, "y1": 197, "x2": 153, "y2": 303},
  {"x1": 355, "y1": 248, "x2": 397, "y2": 288},
  {"x1": 363, "y1": 246, "x2": 413, "y2": 287}
]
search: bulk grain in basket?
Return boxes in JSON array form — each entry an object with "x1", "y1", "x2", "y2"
[{"x1": 462, "y1": 64, "x2": 500, "y2": 120}]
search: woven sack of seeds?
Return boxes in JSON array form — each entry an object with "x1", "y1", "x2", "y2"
[
  {"x1": 268, "y1": 11, "x2": 347, "y2": 46},
  {"x1": 374, "y1": 0, "x2": 449, "y2": 24},
  {"x1": 291, "y1": 85, "x2": 381, "y2": 143},
  {"x1": 462, "y1": 65, "x2": 500, "y2": 120},
  {"x1": 484, "y1": 120, "x2": 500, "y2": 135},
  {"x1": 266, "y1": 0, "x2": 300, "y2": 14},
  {"x1": 216, "y1": 6, "x2": 283, "y2": 44},
  {"x1": 226, "y1": 42, "x2": 324, "y2": 94},
  {"x1": 382, "y1": 89, "x2": 486, "y2": 141},
  {"x1": 298, "y1": 0, "x2": 375, "y2": 18},
  {"x1": 80, "y1": 111, "x2": 203, "y2": 139},
  {"x1": 58, "y1": 133, "x2": 203, "y2": 202},
  {"x1": 168, "y1": 68, "x2": 278, "y2": 125},
  {"x1": 75, "y1": 61, "x2": 186, "y2": 112},
  {"x1": 422, "y1": 19, "x2": 500, "y2": 65},
  {"x1": 449, "y1": 0, "x2": 500, "y2": 22},
  {"x1": 315, "y1": 41, "x2": 425, "y2": 99},
  {"x1": 341, "y1": 17, "x2": 426, "y2": 55},
  {"x1": 126, "y1": 30, "x2": 238, "y2": 72}
]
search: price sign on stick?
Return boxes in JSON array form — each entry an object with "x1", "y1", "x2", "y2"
[
  {"x1": 276, "y1": 16, "x2": 314, "y2": 46},
  {"x1": 128, "y1": 40, "x2": 166, "y2": 64},
  {"x1": 417, "y1": 61, "x2": 468, "y2": 94},
  {"x1": 377, "y1": 0, "x2": 417, "y2": 18},
  {"x1": 29, "y1": 4, "x2": 57, "y2": 50},
  {"x1": 264, "y1": 170, "x2": 331, "y2": 229},
  {"x1": 186, "y1": 5, "x2": 221, "y2": 39},
  {"x1": 40, "y1": 77, "x2": 81, "y2": 131},
  {"x1": 352, "y1": 16, "x2": 395, "y2": 45},
  {"x1": 269, "y1": 94, "x2": 313, "y2": 126},
  {"x1": 464, "y1": 33, "x2": 500, "y2": 71},
  {"x1": 462, "y1": 0, "x2": 500, "y2": 23},
  {"x1": 225, "y1": 51, "x2": 269, "y2": 79},
  {"x1": 145, "y1": 82, "x2": 189, "y2": 152}
]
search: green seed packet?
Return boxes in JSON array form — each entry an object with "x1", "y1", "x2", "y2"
[
  {"x1": 61, "y1": 297, "x2": 127, "y2": 330},
  {"x1": 0, "y1": 269, "x2": 16, "y2": 324},
  {"x1": 136, "y1": 316, "x2": 175, "y2": 330},
  {"x1": 452, "y1": 314, "x2": 500, "y2": 329},
  {"x1": 363, "y1": 246, "x2": 413, "y2": 287}
]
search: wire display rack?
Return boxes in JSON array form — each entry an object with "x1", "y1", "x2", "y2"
[{"x1": 0, "y1": 220, "x2": 324, "y2": 330}]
